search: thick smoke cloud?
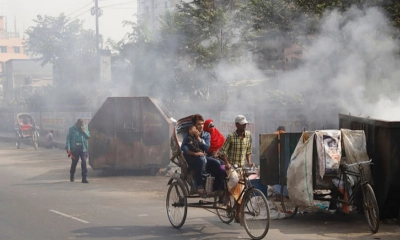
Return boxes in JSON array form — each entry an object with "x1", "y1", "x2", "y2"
[
  {"x1": 276, "y1": 6, "x2": 400, "y2": 121},
  {"x1": 119, "y1": 5, "x2": 400, "y2": 128}
]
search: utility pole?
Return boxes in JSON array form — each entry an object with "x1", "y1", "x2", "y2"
[
  {"x1": 91, "y1": 0, "x2": 101, "y2": 85},
  {"x1": 94, "y1": 0, "x2": 100, "y2": 54},
  {"x1": 92, "y1": 0, "x2": 101, "y2": 107}
]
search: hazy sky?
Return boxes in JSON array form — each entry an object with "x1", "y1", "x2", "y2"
[{"x1": 0, "y1": 0, "x2": 137, "y2": 41}]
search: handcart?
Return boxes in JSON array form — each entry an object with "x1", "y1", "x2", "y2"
[
  {"x1": 284, "y1": 129, "x2": 379, "y2": 233},
  {"x1": 166, "y1": 115, "x2": 270, "y2": 240},
  {"x1": 15, "y1": 113, "x2": 40, "y2": 150}
]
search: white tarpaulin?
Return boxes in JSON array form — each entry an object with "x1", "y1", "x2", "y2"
[
  {"x1": 341, "y1": 129, "x2": 372, "y2": 183},
  {"x1": 287, "y1": 131, "x2": 315, "y2": 207},
  {"x1": 315, "y1": 130, "x2": 342, "y2": 178},
  {"x1": 287, "y1": 129, "x2": 371, "y2": 208}
]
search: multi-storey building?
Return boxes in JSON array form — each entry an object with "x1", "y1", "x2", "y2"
[
  {"x1": 137, "y1": 0, "x2": 187, "y2": 31},
  {"x1": 0, "y1": 16, "x2": 29, "y2": 74}
]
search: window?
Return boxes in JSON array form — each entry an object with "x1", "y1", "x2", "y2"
[
  {"x1": 14, "y1": 47, "x2": 21, "y2": 53},
  {"x1": 0, "y1": 46, "x2": 7, "y2": 53}
]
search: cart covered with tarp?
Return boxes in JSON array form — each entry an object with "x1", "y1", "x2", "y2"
[{"x1": 286, "y1": 129, "x2": 372, "y2": 207}]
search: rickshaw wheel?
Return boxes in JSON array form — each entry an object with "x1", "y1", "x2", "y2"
[
  {"x1": 281, "y1": 185, "x2": 298, "y2": 218},
  {"x1": 241, "y1": 188, "x2": 270, "y2": 240},
  {"x1": 216, "y1": 193, "x2": 235, "y2": 224},
  {"x1": 166, "y1": 181, "x2": 187, "y2": 229},
  {"x1": 15, "y1": 134, "x2": 21, "y2": 149},
  {"x1": 32, "y1": 132, "x2": 39, "y2": 150},
  {"x1": 362, "y1": 183, "x2": 379, "y2": 233}
]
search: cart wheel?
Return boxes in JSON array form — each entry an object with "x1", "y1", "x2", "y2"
[
  {"x1": 241, "y1": 188, "x2": 270, "y2": 240},
  {"x1": 281, "y1": 185, "x2": 298, "y2": 218},
  {"x1": 216, "y1": 193, "x2": 235, "y2": 224},
  {"x1": 16, "y1": 134, "x2": 20, "y2": 149},
  {"x1": 166, "y1": 181, "x2": 187, "y2": 229},
  {"x1": 362, "y1": 183, "x2": 380, "y2": 233},
  {"x1": 32, "y1": 132, "x2": 39, "y2": 150}
]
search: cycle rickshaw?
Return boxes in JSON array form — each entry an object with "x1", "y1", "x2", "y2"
[
  {"x1": 15, "y1": 113, "x2": 40, "y2": 150},
  {"x1": 261, "y1": 129, "x2": 379, "y2": 233},
  {"x1": 166, "y1": 115, "x2": 271, "y2": 240}
]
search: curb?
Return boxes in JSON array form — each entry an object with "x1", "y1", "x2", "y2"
[{"x1": 0, "y1": 134, "x2": 64, "y2": 148}]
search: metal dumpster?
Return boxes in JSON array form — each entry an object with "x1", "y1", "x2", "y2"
[
  {"x1": 339, "y1": 113, "x2": 400, "y2": 218},
  {"x1": 259, "y1": 132, "x2": 302, "y2": 187},
  {"x1": 88, "y1": 97, "x2": 175, "y2": 173}
]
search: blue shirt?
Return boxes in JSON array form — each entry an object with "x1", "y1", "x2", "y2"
[{"x1": 181, "y1": 131, "x2": 210, "y2": 154}]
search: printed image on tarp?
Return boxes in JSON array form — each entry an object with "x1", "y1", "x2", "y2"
[{"x1": 316, "y1": 130, "x2": 341, "y2": 178}]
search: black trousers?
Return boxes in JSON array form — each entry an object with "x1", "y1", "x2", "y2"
[{"x1": 70, "y1": 145, "x2": 88, "y2": 178}]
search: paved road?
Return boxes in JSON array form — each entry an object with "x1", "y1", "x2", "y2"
[{"x1": 0, "y1": 141, "x2": 399, "y2": 240}]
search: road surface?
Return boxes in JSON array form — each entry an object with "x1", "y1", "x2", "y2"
[{"x1": 0, "y1": 141, "x2": 399, "y2": 239}]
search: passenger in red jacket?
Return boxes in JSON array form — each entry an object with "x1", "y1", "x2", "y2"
[
  {"x1": 203, "y1": 119, "x2": 225, "y2": 158},
  {"x1": 203, "y1": 118, "x2": 227, "y2": 194}
]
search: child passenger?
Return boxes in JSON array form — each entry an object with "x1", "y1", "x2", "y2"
[{"x1": 181, "y1": 125, "x2": 208, "y2": 194}]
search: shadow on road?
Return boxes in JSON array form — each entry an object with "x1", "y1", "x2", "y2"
[{"x1": 72, "y1": 225, "x2": 236, "y2": 239}]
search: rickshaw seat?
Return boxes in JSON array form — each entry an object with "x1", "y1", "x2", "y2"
[{"x1": 19, "y1": 124, "x2": 32, "y2": 131}]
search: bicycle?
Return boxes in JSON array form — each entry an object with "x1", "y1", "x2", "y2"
[
  {"x1": 315, "y1": 159, "x2": 380, "y2": 233},
  {"x1": 166, "y1": 165, "x2": 270, "y2": 239},
  {"x1": 216, "y1": 166, "x2": 271, "y2": 239}
]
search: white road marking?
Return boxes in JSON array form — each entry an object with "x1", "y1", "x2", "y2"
[{"x1": 49, "y1": 210, "x2": 90, "y2": 224}]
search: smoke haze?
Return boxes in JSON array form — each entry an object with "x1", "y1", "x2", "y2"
[{"x1": 276, "y1": 6, "x2": 400, "y2": 121}]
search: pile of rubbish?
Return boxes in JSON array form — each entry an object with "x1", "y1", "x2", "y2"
[{"x1": 157, "y1": 162, "x2": 181, "y2": 177}]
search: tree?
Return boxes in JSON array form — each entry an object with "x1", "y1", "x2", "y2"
[
  {"x1": 236, "y1": 0, "x2": 316, "y2": 70},
  {"x1": 286, "y1": 0, "x2": 400, "y2": 32},
  {"x1": 158, "y1": 0, "x2": 245, "y2": 101},
  {"x1": 25, "y1": 14, "x2": 98, "y2": 87}
]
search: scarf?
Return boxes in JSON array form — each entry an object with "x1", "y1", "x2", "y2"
[{"x1": 204, "y1": 118, "x2": 226, "y2": 153}]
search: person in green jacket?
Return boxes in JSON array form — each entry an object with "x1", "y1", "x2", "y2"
[{"x1": 66, "y1": 118, "x2": 91, "y2": 183}]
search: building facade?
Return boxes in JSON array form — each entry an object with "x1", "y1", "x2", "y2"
[
  {"x1": 0, "y1": 16, "x2": 29, "y2": 73},
  {"x1": 3, "y1": 59, "x2": 53, "y2": 102},
  {"x1": 137, "y1": 0, "x2": 187, "y2": 31}
]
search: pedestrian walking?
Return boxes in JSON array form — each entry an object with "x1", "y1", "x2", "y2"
[{"x1": 66, "y1": 118, "x2": 90, "y2": 183}]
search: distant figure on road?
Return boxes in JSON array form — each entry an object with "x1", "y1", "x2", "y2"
[
  {"x1": 44, "y1": 130, "x2": 57, "y2": 149},
  {"x1": 66, "y1": 119, "x2": 90, "y2": 183},
  {"x1": 275, "y1": 126, "x2": 286, "y2": 135}
]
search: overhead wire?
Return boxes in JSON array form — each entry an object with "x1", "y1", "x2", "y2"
[
  {"x1": 66, "y1": 1, "x2": 93, "y2": 18},
  {"x1": 100, "y1": 1, "x2": 136, "y2": 9}
]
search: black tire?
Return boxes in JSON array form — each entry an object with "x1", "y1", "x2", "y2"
[
  {"x1": 280, "y1": 185, "x2": 298, "y2": 218},
  {"x1": 16, "y1": 134, "x2": 20, "y2": 149},
  {"x1": 362, "y1": 183, "x2": 380, "y2": 233},
  {"x1": 216, "y1": 193, "x2": 235, "y2": 224},
  {"x1": 32, "y1": 132, "x2": 39, "y2": 150},
  {"x1": 166, "y1": 181, "x2": 187, "y2": 229},
  {"x1": 241, "y1": 188, "x2": 270, "y2": 240}
]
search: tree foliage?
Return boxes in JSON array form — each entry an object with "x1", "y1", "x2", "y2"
[
  {"x1": 116, "y1": 0, "x2": 246, "y2": 104},
  {"x1": 24, "y1": 14, "x2": 98, "y2": 86}
]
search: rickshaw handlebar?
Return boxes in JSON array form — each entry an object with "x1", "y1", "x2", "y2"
[{"x1": 343, "y1": 159, "x2": 372, "y2": 168}]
